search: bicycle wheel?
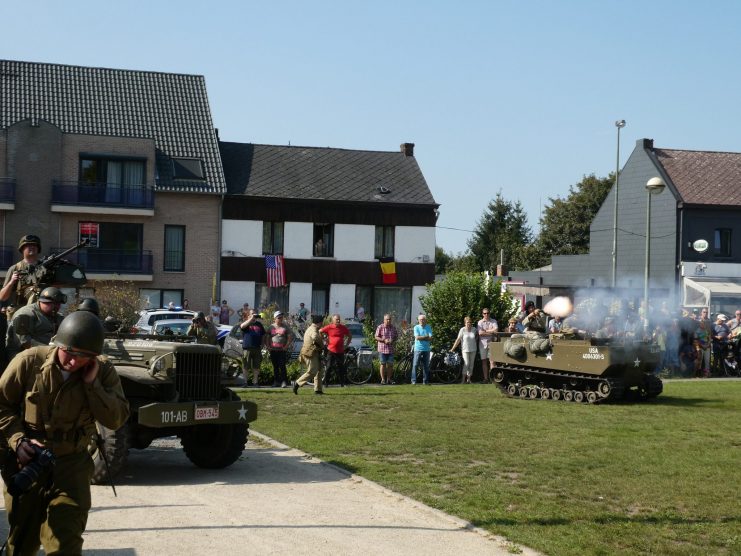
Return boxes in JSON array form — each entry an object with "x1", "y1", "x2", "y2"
[
  {"x1": 432, "y1": 352, "x2": 461, "y2": 384},
  {"x1": 395, "y1": 354, "x2": 412, "y2": 384},
  {"x1": 346, "y1": 352, "x2": 372, "y2": 384}
]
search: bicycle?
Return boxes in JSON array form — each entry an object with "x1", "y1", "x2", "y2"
[
  {"x1": 392, "y1": 349, "x2": 461, "y2": 384},
  {"x1": 321, "y1": 347, "x2": 373, "y2": 386}
]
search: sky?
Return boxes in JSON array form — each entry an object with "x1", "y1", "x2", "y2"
[{"x1": 4, "y1": 1, "x2": 741, "y2": 254}]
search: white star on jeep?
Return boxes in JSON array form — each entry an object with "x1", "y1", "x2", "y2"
[
  {"x1": 238, "y1": 404, "x2": 247, "y2": 420},
  {"x1": 633, "y1": 358, "x2": 641, "y2": 368},
  {"x1": 546, "y1": 352, "x2": 553, "y2": 360}
]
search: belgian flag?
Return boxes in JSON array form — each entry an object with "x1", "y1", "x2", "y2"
[{"x1": 379, "y1": 257, "x2": 397, "y2": 284}]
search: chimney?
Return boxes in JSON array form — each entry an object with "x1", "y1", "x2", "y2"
[
  {"x1": 400, "y1": 143, "x2": 415, "y2": 157},
  {"x1": 641, "y1": 138, "x2": 654, "y2": 150}
]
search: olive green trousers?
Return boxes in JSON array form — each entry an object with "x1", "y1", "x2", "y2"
[{"x1": 3, "y1": 450, "x2": 93, "y2": 556}]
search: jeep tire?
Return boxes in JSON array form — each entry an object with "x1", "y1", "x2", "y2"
[
  {"x1": 89, "y1": 422, "x2": 130, "y2": 485},
  {"x1": 180, "y1": 422, "x2": 249, "y2": 469}
]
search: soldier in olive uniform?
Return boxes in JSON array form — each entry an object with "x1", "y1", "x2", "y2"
[
  {"x1": 0, "y1": 235, "x2": 43, "y2": 310},
  {"x1": 0, "y1": 310, "x2": 130, "y2": 555},
  {"x1": 186, "y1": 311, "x2": 218, "y2": 345},
  {"x1": 5, "y1": 287, "x2": 65, "y2": 361}
]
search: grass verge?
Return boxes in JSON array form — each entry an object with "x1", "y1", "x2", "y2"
[{"x1": 238, "y1": 381, "x2": 741, "y2": 555}]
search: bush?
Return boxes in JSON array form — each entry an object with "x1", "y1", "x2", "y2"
[{"x1": 420, "y1": 272, "x2": 517, "y2": 352}]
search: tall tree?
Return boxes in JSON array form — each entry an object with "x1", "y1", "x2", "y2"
[
  {"x1": 529, "y1": 173, "x2": 613, "y2": 267},
  {"x1": 467, "y1": 193, "x2": 533, "y2": 272}
]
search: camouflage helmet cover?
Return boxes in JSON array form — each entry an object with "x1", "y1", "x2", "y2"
[
  {"x1": 53, "y1": 310, "x2": 105, "y2": 356},
  {"x1": 39, "y1": 286, "x2": 67, "y2": 304},
  {"x1": 18, "y1": 234, "x2": 41, "y2": 253}
]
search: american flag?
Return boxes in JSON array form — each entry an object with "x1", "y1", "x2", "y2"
[{"x1": 265, "y1": 255, "x2": 286, "y2": 287}]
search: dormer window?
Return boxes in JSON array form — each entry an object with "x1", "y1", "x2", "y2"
[{"x1": 172, "y1": 158, "x2": 205, "y2": 180}]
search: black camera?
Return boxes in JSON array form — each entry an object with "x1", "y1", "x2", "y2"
[{"x1": 7, "y1": 443, "x2": 55, "y2": 496}]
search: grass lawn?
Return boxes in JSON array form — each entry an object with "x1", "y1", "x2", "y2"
[{"x1": 237, "y1": 381, "x2": 741, "y2": 555}]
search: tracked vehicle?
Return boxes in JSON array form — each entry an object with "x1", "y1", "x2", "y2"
[
  {"x1": 90, "y1": 334, "x2": 256, "y2": 483},
  {"x1": 489, "y1": 333, "x2": 663, "y2": 403}
]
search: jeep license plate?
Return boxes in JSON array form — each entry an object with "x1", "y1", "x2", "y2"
[{"x1": 195, "y1": 406, "x2": 219, "y2": 420}]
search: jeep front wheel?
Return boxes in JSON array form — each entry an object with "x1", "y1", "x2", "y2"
[
  {"x1": 180, "y1": 423, "x2": 249, "y2": 469},
  {"x1": 89, "y1": 422, "x2": 130, "y2": 485}
]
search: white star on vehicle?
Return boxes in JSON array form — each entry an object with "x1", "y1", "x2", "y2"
[
  {"x1": 633, "y1": 358, "x2": 641, "y2": 368},
  {"x1": 238, "y1": 404, "x2": 247, "y2": 420},
  {"x1": 546, "y1": 352, "x2": 553, "y2": 360}
]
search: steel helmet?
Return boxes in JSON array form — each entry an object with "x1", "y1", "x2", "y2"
[
  {"x1": 39, "y1": 287, "x2": 67, "y2": 304},
  {"x1": 18, "y1": 234, "x2": 41, "y2": 253},
  {"x1": 78, "y1": 297, "x2": 100, "y2": 317},
  {"x1": 53, "y1": 311, "x2": 105, "y2": 356}
]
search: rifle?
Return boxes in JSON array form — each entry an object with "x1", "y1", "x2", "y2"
[{"x1": 15, "y1": 239, "x2": 89, "y2": 305}]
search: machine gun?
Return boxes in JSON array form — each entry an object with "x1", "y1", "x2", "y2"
[{"x1": 15, "y1": 239, "x2": 89, "y2": 306}]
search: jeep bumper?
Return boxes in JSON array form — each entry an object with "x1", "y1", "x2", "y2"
[{"x1": 137, "y1": 400, "x2": 257, "y2": 428}]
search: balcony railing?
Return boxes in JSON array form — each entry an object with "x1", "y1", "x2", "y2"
[
  {"x1": 0, "y1": 178, "x2": 16, "y2": 203},
  {"x1": 51, "y1": 181, "x2": 154, "y2": 210},
  {"x1": 0, "y1": 246, "x2": 16, "y2": 268},
  {"x1": 51, "y1": 248, "x2": 153, "y2": 275}
]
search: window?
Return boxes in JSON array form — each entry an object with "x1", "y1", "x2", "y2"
[
  {"x1": 79, "y1": 222, "x2": 142, "y2": 251},
  {"x1": 313, "y1": 223, "x2": 334, "y2": 257},
  {"x1": 312, "y1": 286, "x2": 329, "y2": 316},
  {"x1": 80, "y1": 157, "x2": 145, "y2": 186},
  {"x1": 374, "y1": 225, "x2": 395, "y2": 258},
  {"x1": 355, "y1": 286, "x2": 372, "y2": 320},
  {"x1": 172, "y1": 158, "x2": 205, "y2": 180},
  {"x1": 262, "y1": 222, "x2": 284, "y2": 255},
  {"x1": 373, "y1": 287, "x2": 412, "y2": 327},
  {"x1": 79, "y1": 157, "x2": 146, "y2": 203},
  {"x1": 255, "y1": 284, "x2": 289, "y2": 311},
  {"x1": 164, "y1": 225, "x2": 185, "y2": 271},
  {"x1": 714, "y1": 228, "x2": 731, "y2": 257},
  {"x1": 139, "y1": 289, "x2": 183, "y2": 310}
]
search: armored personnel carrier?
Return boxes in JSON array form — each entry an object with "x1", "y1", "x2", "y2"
[
  {"x1": 90, "y1": 334, "x2": 256, "y2": 483},
  {"x1": 489, "y1": 333, "x2": 663, "y2": 403}
]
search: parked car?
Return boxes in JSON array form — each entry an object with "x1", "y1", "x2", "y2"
[
  {"x1": 151, "y1": 319, "x2": 192, "y2": 337},
  {"x1": 132, "y1": 308, "x2": 197, "y2": 334},
  {"x1": 343, "y1": 318, "x2": 371, "y2": 350}
]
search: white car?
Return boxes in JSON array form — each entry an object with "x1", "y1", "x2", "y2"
[
  {"x1": 151, "y1": 319, "x2": 192, "y2": 337},
  {"x1": 132, "y1": 308, "x2": 197, "y2": 334}
]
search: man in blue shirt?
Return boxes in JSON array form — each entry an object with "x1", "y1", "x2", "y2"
[
  {"x1": 239, "y1": 309, "x2": 266, "y2": 386},
  {"x1": 412, "y1": 314, "x2": 433, "y2": 384}
]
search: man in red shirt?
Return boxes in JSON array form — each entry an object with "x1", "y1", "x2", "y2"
[{"x1": 320, "y1": 314, "x2": 352, "y2": 387}]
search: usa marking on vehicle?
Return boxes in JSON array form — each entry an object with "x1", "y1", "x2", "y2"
[{"x1": 582, "y1": 347, "x2": 605, "y2": 360}]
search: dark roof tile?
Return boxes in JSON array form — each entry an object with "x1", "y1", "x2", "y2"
[
  {"x1": 0, "y1": 59, "x2": 224, "y2": 194},
  {"x1": 219, "y1": 142, "x2": 437, "y2": 205},
  {"x1": 655, "y1": 148, "x2": 741, "y2": 206}
]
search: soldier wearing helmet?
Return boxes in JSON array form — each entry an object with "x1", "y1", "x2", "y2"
[
  {"x1": 5, "y1": 286, "x2": 65, "y2": 360},
  {"x1": 186, "y1": 311, "x2": 218, "y2": 345},
  {"x1": 0, "y1": 310, "x2": 129, "y2": 554},
  {"x1": 0, "y1": 234, "x2": 43, "y2": 308},
  {"x1": 77, "y1": 297, "x2": 100, "y2": 317}
]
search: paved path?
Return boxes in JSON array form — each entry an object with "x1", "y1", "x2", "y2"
[{"x1": 1, "y1": 433, "x2": 539, "y2": 555}]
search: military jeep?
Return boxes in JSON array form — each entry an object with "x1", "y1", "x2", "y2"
[{"x1": 90, "y1": 333, "x2": 256, "y2": 483}]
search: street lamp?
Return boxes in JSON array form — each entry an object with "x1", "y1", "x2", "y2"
[
  {"x1": 644, "y1": 176, "x2": 666, "y2": 333},
  {"x1": 611, "y1": 119, "x2": 626, "y2": 288}
]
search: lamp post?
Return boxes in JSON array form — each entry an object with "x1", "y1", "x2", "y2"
[
  {"x1": 611, "y1": 119, "x2": 626, "y2": 288},
  {"x1": 644, "y1": 176, "x2": 666, "y2": 333}
]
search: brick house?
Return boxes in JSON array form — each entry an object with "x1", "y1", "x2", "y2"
[
  {"x1": 218, "y1": 141, "x2": 438, "y2": 324},
  {"x1": 509, "y1": 138, "x2": 741, "y2": 315},
  {"x1": 0, "y1": 59, "x2": 224, "y2": 311}
]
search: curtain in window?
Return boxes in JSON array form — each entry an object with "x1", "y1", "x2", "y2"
[
  {"x1": 373, "y1": 287, "x2": 411, "y2": 327},
  {"x1": 164, "y1": 226, "x2": 185, "y2": 271},
  {"x1": 255, "y1": 284, "x2": 289, "y2": 311},
  {"x1": 312, "y1": 288, "x2": 328, "y2": 316},
  {"x1": 106, "y1": 161, "x2": 122, "y2": 203},
  {"x1": 374, "y1": 226, "x2": 394, "y2": 258},
  {"x1": 124, "y1": 161, "x2": 145, "y2": 204}
]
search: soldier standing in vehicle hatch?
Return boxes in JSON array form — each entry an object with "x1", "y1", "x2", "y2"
[
  {"x1": 5, "y1": 286, "x2": 66, "y2": 363},
  {"x1": 0, "y1": 235, "x2": 43, "y2": 311},
  {"x1": 0, "y1": 310, "x2": 130, "y2": 555}
]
